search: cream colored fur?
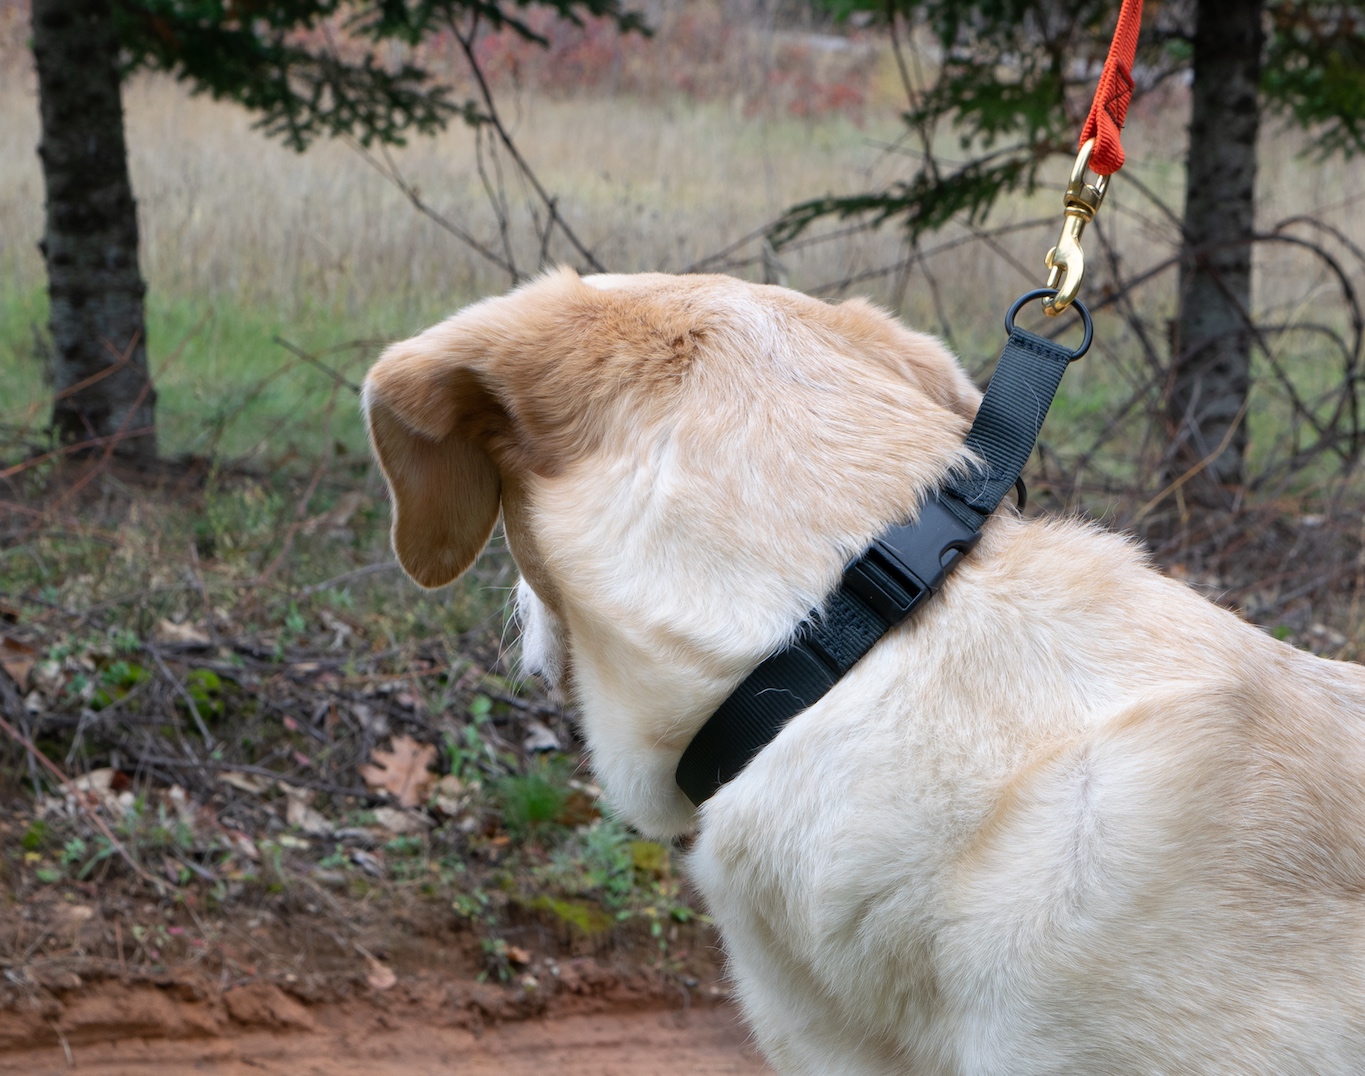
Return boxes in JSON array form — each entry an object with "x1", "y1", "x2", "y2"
[{"x1": 364, "y1": 268, "x2": 1365, "y2": 1075}]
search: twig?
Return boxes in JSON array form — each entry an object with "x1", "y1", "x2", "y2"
[
  {"x1": 26, "y1": 312, "x2": 206, "y2": 538},
  {"x1": 146, "y1": 645, "x2": 217, "y2": 750},
  {"x1": 480, "y1": 687, "x2": 562, "y2": 719},
  {"x1": 347, "y1": 137, "x2": 517, "y2": 278},
  {"x1": 1133, "y1": 394, "x2": 1254, "y2": 523},
  {"x1": 0, "y1": 426, "x2": 156, "y2": 481},
  {"x1": 300, "y1": 561, "x2": 401, "y2": 597},
  {"x1": 0, "y1": 708, "x2": 171, "y2": 896},
  {"x1": 139, "y1": 755, "x2": 384, "y2": 803},
  {"x1": 186, "y1": 540, "x2": 221, "y2": 650},
  {"x1": 451, "y1": 13, "x2": 606, "y2": 274},
  {"x1": 474, "y1": 122, "x2": 520, "y2": 281},
  {"x1": 272, "y1": 337, "x2": 362, "y2": 394},
  {"x1": 255, "y1": 381, "x2": 343, "y2": 586}
]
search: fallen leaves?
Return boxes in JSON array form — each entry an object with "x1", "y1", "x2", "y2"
[
  {"x1": 219, "y1": 771, "x2": 273, "y2": 795},
  {"x1": 0, "y1": 636, "x2": 36, "y2": 689},
  {"x1": 155, "y1": 619, "x2": 211, "y2": 646},
  {"x1": 522, "y1": 720, "x2": 559, "y2": 753},
  {"x1": 283, "y1": 786, "x2": 334, "y2": 837},
  {"x1": 359, "y1": 735, "x2": 436, "y2": 808},
  {"x1": 372, "y1": 807, "x2": 432, "y2": 836},
  {"x1": 364, "y1": 955, "x2": 397, "y2": 991},
  {"x1": 429, "y1": 774, "x2": 470, "y2": 818},
  {"x1": 36, "y1": 767, "x2": 134, "y2": 819}
]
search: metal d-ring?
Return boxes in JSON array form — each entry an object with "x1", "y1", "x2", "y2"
[{"x1": 1005, "y1": 288, "x2": 1093, "y2": 361}]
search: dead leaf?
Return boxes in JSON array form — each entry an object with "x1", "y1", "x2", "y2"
[
  {"x1": 32, "y1": 660, "x2": 63, "y2": 698},
  {"x1": 523, "y1": 720, "x2": 559, "y2": 753},
  {"x1": 302, "y1": 491, "x2": 365, "y2": 536},
  {"x1": 0, "y1": 637, "x2": 36, "y2": 689},
  {"x1": 506, "y1": 945, "x2": 532, "y2": 966},
  {"x1": 365, "y1": 957, "x2": 397, "y2": 991},
  {"x1": 429, "y1": 774, "x2": 469, "y2": 817},
  {"x1": 219, "y1": 771, "x2": 272, "y2": 795},
  {"x1": 372, "y1": 806, "x2": 432, "y2": 836},
  {"x1": 359, "y1": 735, "x2": 437, "y2": 808},
  {"x1": 350, "y1": 849, "x2": 385, "y2": 876},
  {"x1": 319, "y1": 609, "x2": 354, "y2": 650},
  {"x1": 350, "y1": 702, "x2": 388, "y2": 736},
  {"x1": 283, "y1": 786, "x2": 334, "y2": 836},
  {"x1": 155, "y1": 618, "x2": 210, "y2": 646},
  {"x1": 40, "y1": 768, "x2": 126, "y2": 818},
  {"x1": 165, "y1": 785, "x2": 199, "y2": 828},
  {"x1": 225, "y1": 829, "x2": 259, "y2": 861}
]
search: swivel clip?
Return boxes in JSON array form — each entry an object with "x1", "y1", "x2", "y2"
[{"x1": 1043, "y1": 139, "x2": 1109, "y2": 317}]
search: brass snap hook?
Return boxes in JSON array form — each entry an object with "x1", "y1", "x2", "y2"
[{"x1": 1043, "y1": 139, "x2": 1110, "y2": 317}]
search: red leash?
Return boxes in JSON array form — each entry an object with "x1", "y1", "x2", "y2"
[
  {"x1": 1079, "y1": 0, "x2": 1144, "y2": 176},
  {"x1": 1043, "y1": 0, "x2": 1144, "y2": 314}
]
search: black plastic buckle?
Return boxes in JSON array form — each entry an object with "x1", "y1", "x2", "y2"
[{"x1": 841, "y1": 495, "x2": 981, "y2": 629}]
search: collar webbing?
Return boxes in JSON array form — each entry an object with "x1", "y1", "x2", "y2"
[{"x1": 675, "y1": 290, "x2": 1092, "y2": 807}]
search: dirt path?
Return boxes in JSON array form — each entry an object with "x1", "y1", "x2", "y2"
[{"x1": 5, "y1": 1004, "x2": 772, "y2": 1075}]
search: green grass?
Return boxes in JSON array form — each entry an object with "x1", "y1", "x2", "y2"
[{"x1": 0, "y1": 282, "x2": 468, "y2": 464}]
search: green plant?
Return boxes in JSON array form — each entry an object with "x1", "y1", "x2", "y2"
[
  {"x1": 60, "y1": 836, "x2": 87, "y2": 866},
  {"x1": 443, "y1": 711, "x2": 498, "y2": 786},
  {"x1": 184, "y1": 668, "x2": 224, "y2": 719},
  {"x1": 21, "y1": 821, "x2": 49, "y2": 853},
  {"x1": 495, "y1": 764, "x2": 568, "y2": 841},
  {"x1": 452, "y1": 887, "x2": 497, "y2": 925},
  {"x1": 317, "y1": 849, "x2": 349, "y2": 871},
  {"x1": 94, "y1": 659, "x2": 151, "y2": 709},
  {"x1": 479, "y1": 936, "x2": 515, "y2": 982},
  {"x1": 578, "y1": 818, "x2": 636, "y2": 908},
  {"x1": 75, "y1": 837, "x2": 118, "y2": 880}
]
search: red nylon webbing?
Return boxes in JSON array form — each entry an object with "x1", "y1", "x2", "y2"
[{"x1": 1079, "y1": 0, "x2": 1144, "y2": 175}]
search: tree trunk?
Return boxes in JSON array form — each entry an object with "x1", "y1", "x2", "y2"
[
  {"x1": 31, "y1": 0, "x2": 156, "y2": 460},
  {"x1": 1168, "y1": 0, "x2": 1264, "y2": 500}
]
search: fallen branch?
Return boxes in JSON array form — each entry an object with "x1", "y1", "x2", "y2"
[{"x1": 0, "y1": 703, "x2": 172, "y2": 897}]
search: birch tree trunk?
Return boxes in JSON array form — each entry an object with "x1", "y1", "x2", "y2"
[
  {"x1": 31, "y1": 0, "x2": 157, "y2": 460},
  {"x1": 1168, "y1": 0, "x2": 1264, "y2": 499}
]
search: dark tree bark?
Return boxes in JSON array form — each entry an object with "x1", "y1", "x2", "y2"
[
  {"x1": 1169, "y1": 0, "x2": 1264, "y2": 498},
  {"x1": 31, "y1": 0, "x2": 156, "y2": 460}
]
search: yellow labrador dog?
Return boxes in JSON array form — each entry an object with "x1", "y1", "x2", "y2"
[{"x1": 364, "y1": 268, "x2": 1365, "y2": 1075}]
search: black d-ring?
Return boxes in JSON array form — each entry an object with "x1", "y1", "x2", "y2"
[{"x1": 1004, "y1": 289, "x2": 1093, "y2": 361}]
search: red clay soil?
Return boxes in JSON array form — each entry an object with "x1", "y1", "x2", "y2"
[
  {"x1": 3, "y1": 1000, "x2": 769, "y2": 1075},
  {"x1": 0, "y1": 961, "x2": 772, "y2": 1075}
]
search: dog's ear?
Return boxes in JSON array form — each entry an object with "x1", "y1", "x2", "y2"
[{"x1": 364, "y1": 344, "x2": 507, "y2": 590}]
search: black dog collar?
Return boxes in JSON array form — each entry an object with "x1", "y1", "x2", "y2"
[{"x1": 675, "y1": 290, "x2": 1092, "y2": 806}]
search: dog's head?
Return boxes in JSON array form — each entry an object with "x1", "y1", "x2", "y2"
[{"x1": 364, "y1": 268, "x2": 979, "y2": 836}]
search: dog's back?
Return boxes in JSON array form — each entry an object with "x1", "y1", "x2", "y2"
[
  {"x1": 364, "y1": 270, "x2": 1365, "y2": 1074},
  {"x1": 694, "y1": 514, "x2": 1365, "y2": 1075}
]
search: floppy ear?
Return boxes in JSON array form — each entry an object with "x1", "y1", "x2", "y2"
[{"x1": 363, "y1": 346, "x2": 504, "y2": 590}]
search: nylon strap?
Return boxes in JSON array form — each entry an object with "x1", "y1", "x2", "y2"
[
  {"x1": 940, "y1": 326, "x2": 1077, "y2": 528},
  {"x1": 675, "y1": 294, "x2": 1090, "y2": 807},
  {"x1": 1079, "y1": 0, "x2": 1144, "y2": 176}
]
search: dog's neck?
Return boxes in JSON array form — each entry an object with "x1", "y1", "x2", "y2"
[{"x1": 549, "y1": 451, "x2": 1004, "y2": 837}]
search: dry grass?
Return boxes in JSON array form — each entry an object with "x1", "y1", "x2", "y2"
[{"x1": 1, "y1": 4, "x2": 1363, "y2": 456}]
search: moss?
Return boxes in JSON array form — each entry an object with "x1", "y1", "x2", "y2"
[
  {"x1": 629, "y1": 839, "x2": 668, "y2": 878},
  {"x1": 525, "y1": 894, "x2": 613, "y2": 936}
]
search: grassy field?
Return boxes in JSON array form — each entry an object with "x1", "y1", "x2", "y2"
[
  {"x1": 0, "y1": 30, "x2": 921, "y2": 460},
  {"x1": 4, "y1": 30, "x2": 1364, "y2": 478}
]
